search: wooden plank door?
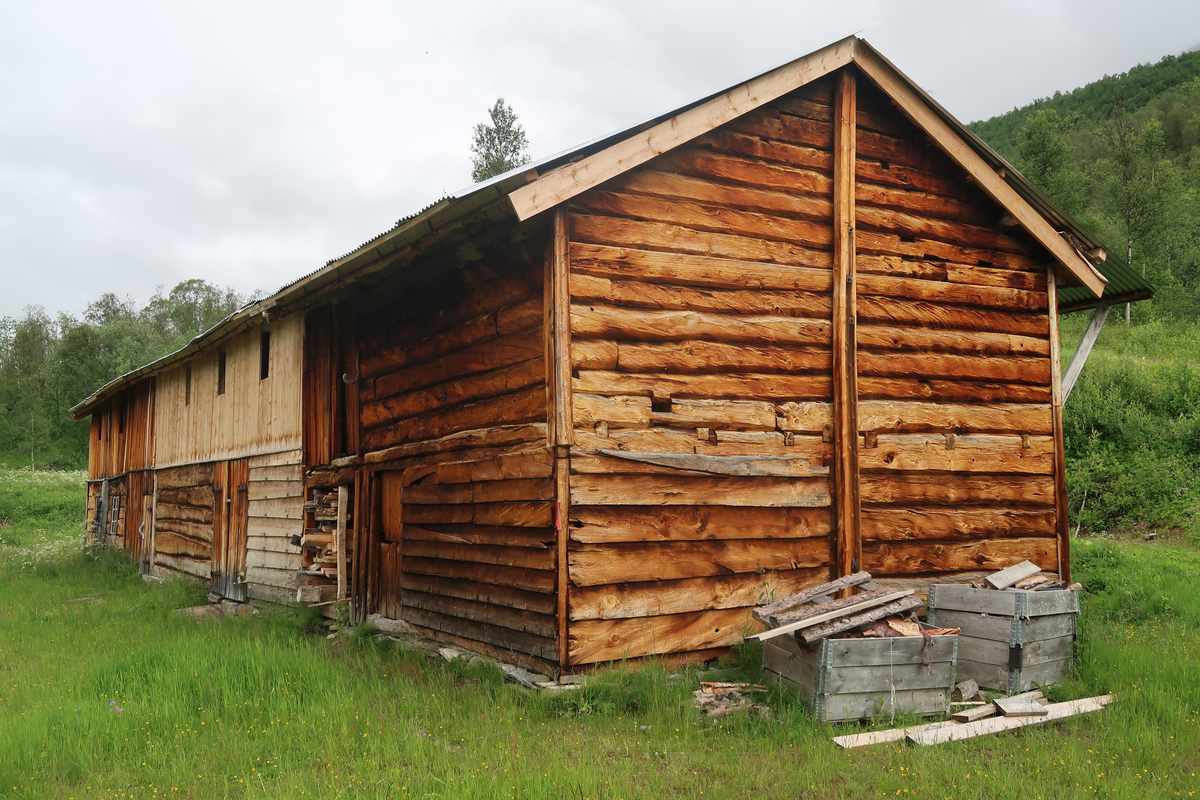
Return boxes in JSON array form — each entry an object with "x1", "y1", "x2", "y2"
[
  {"x1": 377, "y1": 470, "x2": 403, "y2": 620},
  {"x1": 212, "y1": 458, "x2": 251, "y2": 601}
]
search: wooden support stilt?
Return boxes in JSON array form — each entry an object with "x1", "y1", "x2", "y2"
[{"x1": 1047, "y1": 269, "x2": 1070, "y2": 583}]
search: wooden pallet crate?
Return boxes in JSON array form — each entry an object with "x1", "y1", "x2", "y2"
[
  {"x1": 928, "y1": 584, "x2": 1079, "y2": 694},
  {"x1": 763, "y1": 626, "x2": 958, "y2": 723}
]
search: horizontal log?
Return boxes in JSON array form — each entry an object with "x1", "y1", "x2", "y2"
[
  {"x1": 776, "y1": 401, "x2": 833, "y2": 433},
  {"x1": 855, "y1": 124, "x2": 961, "y2": 178},
  {"x1": 401, "y1": 482, "x2": 474, "y2": 505},
  {"x1": 587, "y1": 280, "x2": 832, "y2": 322},
  {"x1": 863, "y1": 537, "x2": 1059, "y2": 575},
  {"x1": 157, "y1": 486, "x2": 214, "y2": 508},
  {"x1": 653, "y1": 142, "x2": 831, "y2": 195},
  {"x1": 154, "y1": 518, "x2": 213, "y2": 542},
  {"x1": 570, "y1": 242, "x2": 834, "y2": 293},
  {"x1": 945, "y1": 263, "x2": 1048, "y2": 290},
  {"x1": 362, "y1": 424, "x2": 547, "y2": 465},
  {"x1": 401, "y1": 448, "x2": 553, "y2": 485},
  {"x1": 153, "y1": 530, "x2": 213, "y2": 560},
  {"x1": 402, "y1": 540, "x2": 553, "y2": 571},
  {"x1": 572, "y1": 339, "x2": 618, "y2": 370},
  {"x1": 859, "y1": 434, "x2": 1056, "y2": 475},
  {"x1": 661, "y1": 398, "x2": 777, "y2": 430},
  {"x1": 574, "y1": 428, "x2": 829, "y2": 462},
  {"x1": 402, "y1": 555, "x2": 555, "y2": 593},
  {"x1": 361, "y1": 311, "x2": 499, "y2": 380},
  {"x1": 858, "y1": 351, "x2": 1050, "y2": 383},
  {"x1": 403, "y1": 523, "x2": 554, "y2": 549},
  {"x1": 402, "y1": 606, "x2": 556, "y2": 662},
  {"x1": 571, "y1": 304, "x2": 831, "y2": 346},
  {"x1": 587, "y1": 450, "x2": 825, "y2": 478},
  {"x1": 857, "y1": 240, "x2": 1041, "y2": 283},
  {"x1": 572, "y1": 393, "x2": 652, "y2": 428},
  {"x1": 399, "y1": 572, "x2": 556, "y2": 615},
  {"x1": 362, "y1": 385, "x2": 546, "y2": 451},
  {"x1": 569, "y1": 568, "x2": 829, "y2": 621},
  {"x1": 472, "y1": 501, "x2": 554, "y2": 528},
  {"x1": 402, "y1": 589, "x2": 555, "y2": 639},
  {"x1": 617, "y1": 340, "x2": 832, "y2": 374},
  {"x1": 568, "y1": 505, "x2": 833, "y2": 543},
  {"x1": 154, "y1": 502, "x2": 213, "y2": 525},
  {"x1": 569, "y1": 608, "x2": 757, "y2": 664},
  {"x1": 569, "y1": 537, "x2": 829, "y2": 586},
  {"x1": 573, "y1": 370, "x2": 833, "y2": 402},
  {"x1": 854, "y1": 180, "x2": 988, "y2": 225},
  {"x1": 728, "y1": 108, "x2": 832, "y2": 151},
  {"x1": 155, "y1": 464, "x2": 214, "y2": 490},
  {"x1": 856, "y1": 204, "x2": 1027, "y2": 255},
  {"x1": 862, "y1": 507, "x2": 1057, "y2": 542},
  {"x1": 401, "y1": 504, "x2": 473, "y2": 524},
  {"x1": 858, "y1": 401, "x2": 1053, "y2": 434},
  {"x1": 363, "y1": 357, "x2": 544, "y2": 427},
  {"x1": 570, "y1": 474, "x2": 832, "y2": 507},
  {"x1": 860, "y1": 473, "x2": 1056, "y2": 507},
  {"x1": 856, "y1": 292, "x2": 1048, "y2": 337},
  {"x1": 857, "y1": 377, "x2": 1051, "y2": 404},
  {"x1": 371, "y1": 327, "x2": 543, "y2": 400},
  {"x1": 605, "y1": 168, "x2": 831, "y2": 225},
  {"x1": 857, "y1": 325, "x2": 1049, "y2": 358},
  {"x1": 570, "y1": 214, "x2": 833, "y2": 271},
  {"x1": 855, "y1": 155, "x2": 966, "y2": 199},
  {"x1": 473, "y1": 478, "x2": 555, "y2": 503},
  {"x1": 155, "y1": 556, "x2": 210, "y2": 580}
]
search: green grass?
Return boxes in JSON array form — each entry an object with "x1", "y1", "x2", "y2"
[{"x1": 2, "y1": 470, "x2": 1199, "y2": 799}]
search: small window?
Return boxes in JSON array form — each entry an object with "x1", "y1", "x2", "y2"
[
  {"x1": 185, "y1": 364, "x2": 192, "y2": 406},
  {"x1": 217, "y1": 349, "x2": 227, "y2": 396},
  {"x1": 260, "y1": 328, "x2": 271, "y2": 380}
]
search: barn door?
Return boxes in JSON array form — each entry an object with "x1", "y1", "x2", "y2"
[
  {"x1": 212, "y1": 458, "x2": 250, "y2": 601},
  {"x1": 376, "y1": 470, "x2": 404, "y2": 620}
]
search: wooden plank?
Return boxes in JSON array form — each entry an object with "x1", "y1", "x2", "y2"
[
  {"x1": 994, "y1": 697, "x2": 1049, "y2": 717},
  {"x1": 403, "y1": 589, "x2": 555, "y2": 639},
  {"x1": 247, "y1": 464, "x2": 304, "y2": 482},
  {"x1": 246, "y1": 480, "x2": 304, "y2": 501},
  {"x1": 825, "y1": 635, "x2": 958, "y2": 667},
  {"x1": 852, "y1": 45, "x2": 1105, "y2": 298},
  {"x1": 551, "y1": 206, "x2": 573, "y2": 446},
  {"x1": 569, "y1": 242, "x2": 834, "y2": 293},
  {"x1": 754, "y1": 570, "x2": 871, "y2": 620},
  {"x1": 335, "y1": 485, "x2": 348, "y2": 601},
  {"x1": 472, "y1": 501, "x2": 554, "y2": 528},
  {"x1": 858, "y1": 434, "x2": 1056, "y2": 475},
  {"x1": 833, "y1": 719, "x2": 959, "y2": 749},
  {"x1": 986, "y1": 559, "x2": 1042, "y2": 590},
  {"x1": 508, "y1": 37, "x2": 856, "y2": 220},
  {"x1": 822, "y1": 688, "x2": 951, "y2": 723},
  {"x1": 858, "y1": 351, "x2": 1050, "y2": 384},
  {"x1": 569, "y1": 474, "x2": 832, "y2": 507},
  {"x1": 857, "y1": 325, "x2": 1050, "y2": 358},
  {"x1": 615, "y1": 340, "x2": 832, "y2": 375},
  {"x1": 245, "y1": 548, "x2": 303, "y2": 571},
  {"x1": 568, "y1": 567, "x2": 827, "y2": 621},
  {"x1": 746, "y1": 590, "x2": 914, "y2": 642},
  {"x1": 864, "y1": 538, "x2": 1057, "y2": 576},
  {"x1": 400, "y1": 572, "x2": 555, "y2": 615},
  {"x1": 861, "y1": 507, "x2": 1057, "y2": 542},
  {"x1": 572, "y1": 304, "x2": 832, "y2": 347},
  {"x1": 952, "y1": 704, "x2": 998, "y2": 723},
  {"x1": 246, "y1": 496, "x2": 304, "y2": 520},
  {"x1": 769, "y1": 587, "x2": 898, "y2": 626},
  {"x1": 569, "y1": 505, "x2": 832, "y2": 543},
  {"x1": 402, "y1": 556, "x2": 555, "y2": 594},
  {"x1": 568, "y1": 607, "x2": 755, "y2": 664},
  {"x1": 362, "y1": 423, "x2": 547, "y2": 465},
  {"x1": 590, "y1": 450, "x2": 824, "y2": 478},
  {"x1": 574, "y1": 370, "x2": 833, "y2": 403},
  {"x1": 856, "y1": 294, "x2": 1048, "y2": 337},
  {"x1": 403, "y1": 523, "x2": 552, "y2": 549},
  {"x1": 796, "y1": 596, "x2": 924, "y2": 644},
  {"x1": 931, "y1": 583, "x2": 1080, "y2": 617},
  {"x1": 858, "y1": 401, "x2": 1053, "y2": 434},
  {"x1": 569, "y1": 537, "x2": 829, "y2": 586},
  {"x1": 826, "y1": 662, "x2": 954, "y2": 694},
  {"x1": 572, "y1": 394, "x2": 652, "y2": 428},
  {"x1": 860, "y1": 473, "x2": 1056, "y2": 506},
  {"x1": 402, "y1": 540, "x2": 554, "y2": 571},
  {"x1": 370, "y1": 328, "x2": 543, "y2": 402},
  {"x1": 245, "y1": 449, "x2": 303, "y2": 468},
  {"x1": 402, "y1": 606, "x2": 557, "y2": 662},
  {"x1": 858, "y1": 376, "x2": 1051, "y2": 404},
  {"x1": 857, "y1": 272, "x2": 1047, "y2": 312},
  {"x1": 907, "y1": 696, "x2": 1113, "y2": 746}
]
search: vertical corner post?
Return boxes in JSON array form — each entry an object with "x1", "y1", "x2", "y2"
[
  {"x1": 336, "y1": 484, "x2": 349, "y2": 602},
  {"x1": 550, "y1": 206, "x2": 573, "y2": 668},
  {"x1": 832, "y1": 67, "x2": 861, "y2": 580},
  {"x1": 1046, "y1": 268, "x2": 1071, "y2": 582}
]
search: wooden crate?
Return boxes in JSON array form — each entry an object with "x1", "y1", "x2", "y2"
[
  {"x1": 928, "y1": 584, "x2": 1079, "y2": 694},
  {"x1": 763, "y1": 630, "x2": 958, "y2": 723}
]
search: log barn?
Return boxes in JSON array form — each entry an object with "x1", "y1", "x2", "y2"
[{"x1": 74, "y1": 37, "x2": 1152, "y2": 673}]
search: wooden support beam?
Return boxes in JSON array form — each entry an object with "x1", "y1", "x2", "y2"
[
  {"x1": 336, "y1": 484, "x2": 348, "y2": 602},
  {"x1": 551, "y1": 207, "x2": 574, "y2": 447},
  {"x1": 831, "y1": 67, "x2": 861, "y2": 580},
  {"x1": 1062, "y1": 301, "x2": 1109, "y2": 403},
  {"x1": 555, "y1": 453, "x2": 569, "y2": 670},
  {"x1": 1047, "y1": 269, "x2": 1070, "y2": 583}
]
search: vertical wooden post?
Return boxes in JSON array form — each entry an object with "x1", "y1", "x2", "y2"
[
  {"x1": 549, "y1": 207, "x2": 573, "y2": 669},
  {"x1": 1047, "y1": 268, "x2": 1071, "y2": 583},
  {"x1": 832, "y1": 68, "x2": 861, "y2": 580},
  {"x1": 336, "y1": 484, "x2": 349, "y2": 602}
]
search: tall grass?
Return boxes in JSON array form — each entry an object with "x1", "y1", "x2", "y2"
[{"x1": 3, "y1": 469, "x2": 1200, "y2": 799}]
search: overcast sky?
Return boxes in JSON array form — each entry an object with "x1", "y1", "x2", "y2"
[{"x1": 3, "y1": 0, "x2": 1198, "y2": 321}]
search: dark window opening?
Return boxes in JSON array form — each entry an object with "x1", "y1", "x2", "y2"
[
  {"x1": 217, "y1": 350, "x2": 227, "y2": 395},
  {"x1": 185, "y1": 364, "x2": 192, "y2": 406},
  {"x1": 260, "y1": 328, "x2": 271, "y2": 380}
]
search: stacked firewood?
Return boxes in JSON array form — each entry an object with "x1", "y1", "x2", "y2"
[
  {"x1": 293, "y1": 488, "x2": 352, "y2": 604},
  {"x1": 972, "y1": 559, "x2": 1082, "y2": 592}
]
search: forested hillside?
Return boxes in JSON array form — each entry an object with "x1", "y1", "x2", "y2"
[{"x1": 0, "y1": 281, "x2": 246, "y2": 469}]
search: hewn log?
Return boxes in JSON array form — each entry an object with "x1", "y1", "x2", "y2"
[
  {"x1": 861, "y1": 507, "x2": 1057, "y2": 541},
  {"x1": 860, "y1": 473, "x2": 1056, "y2": 506},
  {"x1": 857, "y1": 376, "x2": 1051, "y2": 404},
  {"x1": 858, "y1": 434, "x2": 1056, "y2": 475},
  {"x1": 568, "y1": 505, "x2": 833, "y2": 543},
  {"x1": 605, "y1": 168, "x2": 832, "y2": 225},
  {"x1": 858, "y1": 272, "x2": 1047, "y2": 312},
  {"x1": 857, "y1": 326, "x2": 1049, "y2": 358},
  {"x1": 857, "y1": 351, "x2": 1050, "y2": 384},
  {"x1": 571, "y1": 339, "x2": 619, "y2": 370},
  {"x1": 402, "y1": 556, "x2": 555, "y2": 593},
  {"x1": 863, "y1": 537, "x2": 1058, "y2": 575},
  {"x1": 572, "y1": 393, "x2": 653, "y2": 428},
  {"x1": 400, "y1": 572, "x2": 556, "y2": 614},
  {"x1": 856, "y1": 293, "x2": 1048, "y2": 337},
  {"x1": 570, "y1": 474, "x2": 832, "y2": 507},
  {"x1": 568, "y1": 568, "x2": 828, "y2": 621},
  {"x1": 855, "y1": 181, "x2": 989, "y2": 225},
  {"x1": 616, "y1": 340, "x2": 832, "y2": 374},
  {"x1": 402, "y1": 606, "x2": 556, "y2": 662},
  {"x1": 403, "y1": 523, "x2": 553, "y2": 549},
  {"x1": 856, "y1": 233, "x2": 1040, "y2": 273},
  {"x1": 155, "y1": 464, "x2": 214, "y2": 490},
  {"x1": 571, "y1": 304, "x2": 831, "y2": 346},
  {"x1": 569, "y1": 607, "x2": 756, "y2": 664},
  {"x1": 573, "y1": 370, "x2": 833, "y2": 402},
  {"x1": 569, "y1": 537, "x2": 829, "y2": 586},
  {"x1": 776, "y1": 401, "x2": 833, "y2": 432},
  {"x1": 574, "y1": 451, "x2": 825, "y2": 478},
  {"x1": 362, "y1": 385, "x2": 546, "y2": 450},
  {"x1": 402, "y1": 540, "x2": 554, "y2": 571},
  {"x1": 654, "y1": 141, "x2": 831, "y2": 194},
  {"x1": 661, "y1": 398, "x2": 777, "y2": 430},
  {"x1": 156, "y1": 486, "x2": 215, "y2": 508},
  {"x1": 371, "y1": 328, "x2": 543, "y2": 400},
  {"x1": 857, "y1": 401, "x2": 1053, "y2": 434},
  {"x1": 362, "y1": 423, "x2": 547, "y2": 464},
  {"x1": 363, "y1": 358, "x2": 544, "y2": 426},
  {"x1": 472, "y1": 501, "x2": 554, "y2": 528},
  {"x1": 569, "y1": 214, "x2": 833, "y2": 271}
]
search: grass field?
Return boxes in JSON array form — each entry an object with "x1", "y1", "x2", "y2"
[{"x1": 1, "y1": 470, "x2": 1198, "y2": 799}]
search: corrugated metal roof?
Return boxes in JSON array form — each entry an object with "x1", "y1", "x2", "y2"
[{"x1": 72, "y1": 35, "x2": 1152, "y2": 418}]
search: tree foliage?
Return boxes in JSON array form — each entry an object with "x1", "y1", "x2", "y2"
[
  {"x1": 0, "y1": 281, "x2": 246, "y2": 469},
  {"x1": 469, "y1": 98, "x2": 531, "y2": 183}
]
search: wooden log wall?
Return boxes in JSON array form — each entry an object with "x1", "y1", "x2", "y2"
[
  {"x1": 353, "y1": 225, "x2": 557, "y2": 669},
  {"x1": 153, "y1": 463, "x2": 216, "y2": 580},
  {"x1": 87, "y1": 379, "x2": 155, "y2": 480},
  {"x1": 154, "y1": 314, "x2": 302, "y2": 469},
  {"x1": 564, "y1": 77, "x2": 844, "y2": 666},
  {"x1": 244, "y1": 448, "x2": 304, "y2": 604},
  {"x1": 850, "y1": 78, "x2": 1059, "y2": 581}
]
